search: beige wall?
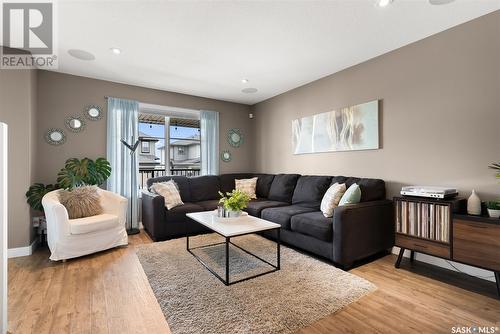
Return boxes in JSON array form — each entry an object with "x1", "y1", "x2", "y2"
[
  {"x1": 0, "y1": 59, "x2": 37, "y2": 248},
  {"x1": 36, "y1": 71, "x2": 254, "y2": 184},
  {"x1": 253, "y1": 11, "x2": 500, "y2": 200}
]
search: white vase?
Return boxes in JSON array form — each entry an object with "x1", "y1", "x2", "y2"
[
  {"x1": 487, "y1": 208, "x2": 500, "y2": 219},
  {"x1": 467, "y1": 190, "x2": 481, "y2": 216}
]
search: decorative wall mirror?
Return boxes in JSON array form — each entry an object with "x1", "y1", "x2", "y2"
[
  {"x1": 221, "y1": 150, "x2": 232, "y2": 162},
  {"x1": 227, "y1": 129, "x2": 243, "y2": 147},
  {"x1": 45, "y1": 128, "x2": 66, "y2": 146},
  {"x1": 65, "y1": 116, "x2": 86, "y2": 133},
  {"x1": 84, "y1": 105, "x2": 103, "y2": 121}
]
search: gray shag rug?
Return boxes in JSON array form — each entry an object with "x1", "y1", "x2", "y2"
[{"x1": 136, "y1": 234, "x2": 376, "y2": 334}]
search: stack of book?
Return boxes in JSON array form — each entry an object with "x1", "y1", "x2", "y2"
[{"x1": 395, "y1": 200, "x2": 450, "y2": 243}]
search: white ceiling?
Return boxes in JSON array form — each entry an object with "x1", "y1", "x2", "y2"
[{"x1": 54, "y1": 1, "x2": 500, "y2": 105}]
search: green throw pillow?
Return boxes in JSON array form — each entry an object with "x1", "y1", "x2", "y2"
[{"x1": 339, "y1": 183, "x2": 361, "y2": 206}]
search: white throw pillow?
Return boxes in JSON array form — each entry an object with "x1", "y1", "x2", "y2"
[
  {"x1": 320, "y1": 183, "x2": 347, "y2": 218},
  {"x1": 151, "y1": 180, "x2": 184, "y2": 210},
  {"x1": 235, "y1": 177, "x2": 258, "y2": 199}
]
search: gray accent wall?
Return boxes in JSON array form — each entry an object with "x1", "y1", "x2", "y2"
[
  {"x1": 0, "y1": 51, "x2": 38, "y2": 248},
  {"x1": 252, "y1": 11, "x2": 500, "y2": 201},
  {"x1": 36, "y1": 71, "x2": 254, "y2": 184}
]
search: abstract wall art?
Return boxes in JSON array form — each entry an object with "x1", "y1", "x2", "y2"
[{"x1": 292, "y1": 100, "x2": 379, "y2": 154}]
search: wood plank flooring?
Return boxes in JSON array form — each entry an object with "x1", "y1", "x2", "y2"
[{"x1": 8, "y1": 231, "x2": 500, "y2": 334}]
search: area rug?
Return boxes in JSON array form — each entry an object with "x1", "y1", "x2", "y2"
[{"x1": 135, "y1": 234, "x2": 376, "y2": 334}]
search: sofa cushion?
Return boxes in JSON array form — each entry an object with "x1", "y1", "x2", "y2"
[
  {"x1": 196, "y1": 200, "x2": 219, "y2": 211},
  {"x1": 290, "y1": 211, "x2": 333, "y2": 242},
  {"x1": 330, "y1": 176, "x2": 385, "y2": 202},
  {"x1": 165, "y1": 203, "x2": 205, "y2": 223},
  {"x1": 267, "y1": 174, "x2": 300, "y2": 203},
  {"x1": 219, "y1": 173, "x2": 253, "y2": 193},
  {"x1": 148, "y1": 175, "x2": 191, "y2": 202},
  {"x1": 261, "y1": 205, "x2": 316, "y2": 230},
  {"x1": 244, "y1": 199, "x2": 289, "y2": 217},
  {"x1": 70, "y1": 213, "x2": 118, "y2": 235},
  {"x1": 188, "y1": 176, "x2": 221, "y2": 202},
  {"x1": 253, "y1": 174, "x2": 275, "y2": 198},
  {"x1": 357, "y1": 178, "x2": 385, "y2": 202},
  {"x1": 291, "y1": 175, "x2": 332, "y2": 208}
]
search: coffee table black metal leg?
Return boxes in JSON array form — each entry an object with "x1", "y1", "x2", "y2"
[
  {"x1": 276, "y1": 228, "x2": 280, "y2": 270},
  {"x1": 186, "y1": 235, "x2": 189, "y2": 250},
  {"x1": 225, "y1": 237, "x2": 230, "y2": 285}
]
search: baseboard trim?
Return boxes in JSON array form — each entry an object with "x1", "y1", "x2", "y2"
[
  {"x1": 391, "y1": 247, "x2": 496, "y2": 282},
  {"x1": 8, "y1": 239, "x2": 39, "y2": 258}
]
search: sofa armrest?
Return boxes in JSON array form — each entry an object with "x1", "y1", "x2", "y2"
[
  {"x1": 332, "y1": 199, "x2": 394, "y2": 267},
  {"x1": 141, "y1": 190, "x2": 166, "y2": 240}
]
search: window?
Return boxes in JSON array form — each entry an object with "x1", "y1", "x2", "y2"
[
  {"x1": 141, "y1": 141, "x2": 150, "y2": 153},
  {"x1": 138, "y1": 113, "x2": 201, "y2": 189}
]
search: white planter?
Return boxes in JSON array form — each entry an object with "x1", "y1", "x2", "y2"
[{"x1": 487, "y1": 208, "x2": 500, "y2": 218}]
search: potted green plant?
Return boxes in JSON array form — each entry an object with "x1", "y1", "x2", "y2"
[
  {"x1": 486, "y1": 201, "x2": 500, "y2": 218},
  {"x1": 25, "y1": 157, "x2": 111, "y2": 211},
  {"x1": 218, "y1": 189, "x2": 251, "y2": 217}
]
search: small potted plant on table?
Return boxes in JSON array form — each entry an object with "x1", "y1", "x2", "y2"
[
  {"x1": 218, "y1": 189, "x2": 251, "y2": 218},
  {"x1": 486, "y1": 201, "x2": 500, "y2": 218}
]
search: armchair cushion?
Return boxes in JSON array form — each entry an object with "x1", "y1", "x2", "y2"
[{"x1": 69, "y1": 213, "x2": 119, "y2": 235}]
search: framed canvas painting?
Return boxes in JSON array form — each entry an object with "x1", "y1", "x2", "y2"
[{"x1": 292, "y1": 100, "x2": 379, "y2": 154}]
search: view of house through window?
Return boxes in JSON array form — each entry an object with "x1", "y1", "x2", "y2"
[{"x1": 138, "y1": 113, "x2": 201, "y2": 189}]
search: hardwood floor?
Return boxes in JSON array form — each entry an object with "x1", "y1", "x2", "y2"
[{"x1": 9, "y1": 231, "x2": 500, "y2": 334}]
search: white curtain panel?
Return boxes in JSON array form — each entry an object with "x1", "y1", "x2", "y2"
[
  {"x1": 106, "y1": 97, "x2": 139, "y2": 231},
  {"x1": 200, "y1": 110, "x2": 220, "y2": 175}
]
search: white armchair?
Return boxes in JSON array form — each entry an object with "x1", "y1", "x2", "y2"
[{"x1": 42, "y1": 188, "x2": 129, "y2": 261}]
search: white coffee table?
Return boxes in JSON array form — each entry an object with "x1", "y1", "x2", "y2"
[{"x1": 186, "y1": 211, "x2": 281, "y2": 286}]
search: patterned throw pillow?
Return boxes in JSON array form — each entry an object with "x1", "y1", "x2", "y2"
[
  {"x1": 151, "y1": 180, "x2": 184, "y2": 210},
  {"x1": 320, "y1": 183, "x2": 347, "y2": 218},
  {"x1": 59, "y1": 185, "x2": 103, "y2": 219},
  {"x1": 235, "y1": 177, "x2": 258, "y2": 199},
  {"x1": 339, "y1": 183, "x2": 362, "y2": 206}
]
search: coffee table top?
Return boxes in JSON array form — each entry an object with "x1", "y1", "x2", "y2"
[{"x1": 186, "y1": 211, "x2": 280, "y2": 237}]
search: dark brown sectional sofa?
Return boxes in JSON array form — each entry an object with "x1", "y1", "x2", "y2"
[{"x1": 142, "y1": 173, "x2": 394, "y2": 268}]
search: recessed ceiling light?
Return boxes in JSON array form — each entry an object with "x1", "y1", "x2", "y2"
[
  {"x1": 110, "y1": 47, "x2": 121, "y2": 55},
  {"x1": 241, "y1": 78, "x2": 249, "y2": 84},
  {"x1": 429, "y1": 0, "x2": 455, "y2": 5},
  {"x1": 67, "y1": 49, "x2": 95, "y2": 61},
  {"x1": 242, "y1": 88, "x2": 258, "y2": 94},
  {"x1": 376, "y1": 0, "x2": 393, "y2": 7}
]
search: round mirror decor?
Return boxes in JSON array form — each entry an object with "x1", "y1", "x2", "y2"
[
  {"x1": 65, "y1": 116, "x2": 86, "y2": 133},
  {"x1": 84, "y1": 105, "x2": 103, "y2": 121},
  {"x1": 45, "y1": 128, "x2": 66, "y2": 146},
  {"x1": 227, "y1": 128, "x2": 243, "y2": 148},
  {"x1": 221, "y1": 150, "x2": 232, "y2": 162}
]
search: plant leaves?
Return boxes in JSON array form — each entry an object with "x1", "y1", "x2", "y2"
[{"x1": 25, "y1": 183, "x2": 59, "y2": 212}]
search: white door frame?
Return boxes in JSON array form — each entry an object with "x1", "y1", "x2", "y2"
[{"x1": 0, "y1": 122, "x2": 8, "y2": 334}]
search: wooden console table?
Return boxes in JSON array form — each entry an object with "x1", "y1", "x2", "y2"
[{"x1": 393, "y1": 196, "x2": 500, "y2": 298}]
